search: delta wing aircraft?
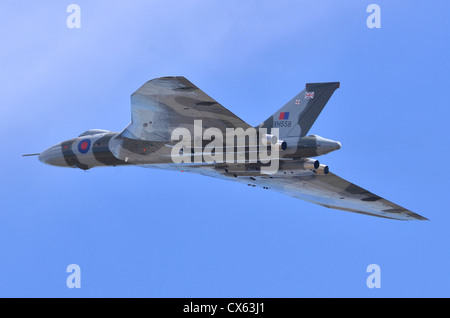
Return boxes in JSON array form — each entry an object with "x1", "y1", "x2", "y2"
[{"x1": 30, "y1": 76, "x2": 426, "y2": 220}]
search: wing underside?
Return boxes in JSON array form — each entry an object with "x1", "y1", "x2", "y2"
[
  {"x1": 253, "y1": 171, "x2": 426, "y2": 220},
  {"x1": 121, "y1": 76, "x2": 251, "y2": 141},
  {"x1": 144, "y1": 161, "x2": 426, "y2": 221}
]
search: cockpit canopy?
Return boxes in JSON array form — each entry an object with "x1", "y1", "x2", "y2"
[{"x1": 78, "y1": 129, "x2": 111, "y2": 137}]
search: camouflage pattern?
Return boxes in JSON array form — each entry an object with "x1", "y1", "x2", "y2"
[{"x1": 37, "y1": 76, "x2": 427, "y2": 221}]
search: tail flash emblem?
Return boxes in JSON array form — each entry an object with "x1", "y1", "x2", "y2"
[{"x1": 279, "y1": 112, "x2": 290, "y2": 120}]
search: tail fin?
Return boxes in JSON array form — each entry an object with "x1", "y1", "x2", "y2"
[{"x1": 257, "y1": 82, "x2": 340, "y2": 138}]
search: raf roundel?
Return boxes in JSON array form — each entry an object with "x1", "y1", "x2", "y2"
[{"x1": 78, "y1": 139, "x2": 91, "y2": 154}]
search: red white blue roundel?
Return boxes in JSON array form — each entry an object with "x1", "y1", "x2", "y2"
[{"x1": 78, "y1": 139, "x2": 91, "y2": 154}]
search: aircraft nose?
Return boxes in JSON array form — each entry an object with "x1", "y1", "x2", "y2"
[{"x1": 39, "y1": 144, "x2": 66, "y2": 167}]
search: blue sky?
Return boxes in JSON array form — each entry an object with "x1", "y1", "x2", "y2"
[{"x1": 0, "y1": 0, "x2": 449, "y2": 297}]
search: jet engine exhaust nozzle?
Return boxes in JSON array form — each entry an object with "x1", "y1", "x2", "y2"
[{"x1": 315, "y1": 164, "x2": 329, "y2": 175}]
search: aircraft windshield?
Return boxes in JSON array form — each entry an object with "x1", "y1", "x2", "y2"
[{"x1": 78, "y1": 129, "x2": 111, "y2": 137}]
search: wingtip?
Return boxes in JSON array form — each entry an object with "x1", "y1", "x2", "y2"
[{"x1": 408, "y1": 214, "x2": 429, "y2": 221}]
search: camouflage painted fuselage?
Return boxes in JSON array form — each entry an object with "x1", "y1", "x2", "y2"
[{"x1": 39, "y1": 131, "x2": 340, "y2": 170}]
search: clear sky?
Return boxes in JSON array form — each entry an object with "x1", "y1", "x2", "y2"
[{"x1": 1, "y1": 0, "x2": 449, "y2": 297}]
